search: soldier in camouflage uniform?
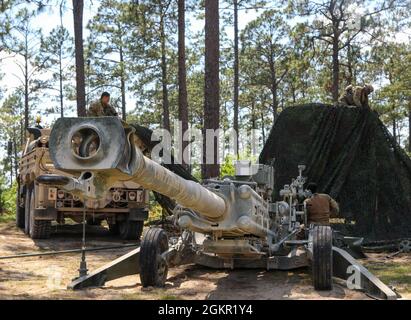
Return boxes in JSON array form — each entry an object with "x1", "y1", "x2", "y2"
[
  {"x1": 304, "y1": 183, "x2": 339, "y2": 225},
  {"x1": 338, "y1": 84, "x2": 374, "y2": 109},
  {"x1": 87, "y1": 92, "x2": 119, "y2": 117}
]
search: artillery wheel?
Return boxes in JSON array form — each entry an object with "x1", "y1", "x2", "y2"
[
  {"x1": 312, "y1": 225, "x2": 333, "y2": 291},
  {"x1": 118, "y1": 220, "x2": 144, "y2": 240},
  {"x1": 16, "y1": 185, "x2": 25, "y2": 229},
  {"x1": 140, "y1": 228, "x2": 169, "y2": 287},
  {"x1": 28, "y1": 187, "x2": 51, "y2": 239}
]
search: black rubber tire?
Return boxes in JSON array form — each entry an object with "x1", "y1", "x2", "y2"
[
  {"x1": 108, "y1": 222, "x2": 120, "y2": 235},
  {"x1": 118, "y1": 220, "x2": 144, "y2": 240},
  {"x1": 24, "y1": 186, "x2": 32, "y2": 235},
  {"x1": 312, "y1": 225, "x2": 333, "y2": 291},
  {"x1": 140, "y1": 228, "x2": 169, "y2": 287},
  {"x1": 28, "y1": 187, "x2": 51, "y2": 239},
  {"x1": 16, "y1": 185, "x2": 25, "y2": 229},
  {"x1": 86, "y1": 218, "x2": 102, "y2": 226}
]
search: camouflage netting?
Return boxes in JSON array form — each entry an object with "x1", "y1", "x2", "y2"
[{"x1": 259, "y1": 104, "x2": 411, "y2": 242}]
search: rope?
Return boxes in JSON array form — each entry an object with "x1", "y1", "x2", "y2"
[{"x1": 0, "y1": 243, "x2": 140, "y2": 260}]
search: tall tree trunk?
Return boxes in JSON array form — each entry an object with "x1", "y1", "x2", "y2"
[
  {"x1": 72, "y1": 0, "x2": 86, "y2": 116},
  {"x1": 346, "y1": 41, "x2": 354, "y2": 86},
  {"x1": 178, "y1": 0, "x2": 189, "y2": 167},
  {"x1": 13, "y1": 126, "x2": 18, "y2": 180},
  {"x1": 119, "y1": 44, "x2": 126, "y2": 121},
  {"x1": 59, "y1": 42, "x2": 64, "y2": 118},
  {"x1": 331, "y1": 31, "x2": 340, "y2": 102},
  {"x1": 251, "y1": 101, "x2": 257, "y2": 155},
  {"x1": 271, "y1": 85, "x2": 278, "y2": 121},
  {"x1": 260, "y1": 109, "x2": 266, "y2": 145},
  {"x1": 160, "y1": 14, "x2": 170, "y2": 131},
  {"x1": 409, "y1": 102, "x2": 411, "y2": 152},
  {"x1": 268, "y1": 53, "x2": 278, "y2": 122},
  {"x1": 24, "y1": 52, "x2": 29, "y2": 130},
  {"x1": 59, "y1": 3, "x2": 64, "y2": 118},
  {"x1": 393, "y1": 118, "x2": 397, "y2": 142},
  {"x1": 20, "y1": 117, "x2": 24, "y2": 148},
  {"x1": 202, "y1": 0, "x2": 220, "y2": 179},
  {"x1": 233, "y1": 0, "x2": 239, "y2": 158}
]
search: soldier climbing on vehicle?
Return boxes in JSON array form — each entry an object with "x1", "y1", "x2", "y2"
[
  {"x1": 338, "y1": 84, "x2": 374, "y2": 109},
  {"x1": 87, "y1": 92, "x2": 119, "y2": 117},
  {"x1": 304, "y1": 182, "x2": 339, "y2": 225}
]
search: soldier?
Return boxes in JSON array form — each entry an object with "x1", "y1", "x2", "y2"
[
  {"x1": 87, "y1": 92, "x2": 119, "y2": 117},
  {"x1": 338, "y1": 84, "x2": 374, "y2": 109},
  {"x1": 304, "y1": 183, "x2": 339, "y2": 226},
  {"x1": 338, "y1": 85, "x2": 355, "y2": 106},
  {"x1": 353, "y1": 84, "x2": 374, "y2": 109}
]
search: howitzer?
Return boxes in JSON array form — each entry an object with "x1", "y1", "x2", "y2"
[{"x1": 39, "y1": 117, "x2": 398, "y2": 299}]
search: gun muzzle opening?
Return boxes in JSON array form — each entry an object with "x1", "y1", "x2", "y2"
[
  {"x1": 71, "y1": 127, "x2": 101, "y2": 159},
  {"x1": 79, "y1": 171, "x2": 93, "y2": 181}
]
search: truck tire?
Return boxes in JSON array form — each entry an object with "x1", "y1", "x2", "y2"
[
  {"x1": 140, "y1": 228, "x2": 169, "y2": 287},
  {"x1": 118, "y1": 220, "x2": 144, "y2": 240},
  {"x1": 28, "y1": 187, "x2": 51, "y2": 239},
  {"x1": 24, "y1": 186, "x2": 32, "y2": 235},
  {"x1": 312, "y1": 225, "x2": 333, "y2": 291},
  {"x1": 86, "y1": 218, "x2": 102, "y2": 226},
  {"x1": 108, "y1": 222, "x2": 120, "y2": 235},
  {"x1": 16, "y1": 186, "x2": 25, "y2": 229}
]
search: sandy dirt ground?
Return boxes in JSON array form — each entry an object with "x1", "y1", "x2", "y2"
[{"x1": 0, "y1": 222, "x2": 409, "y2": 300}]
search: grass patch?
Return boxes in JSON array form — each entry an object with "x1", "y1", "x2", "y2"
[
  {"x1": 0, "y1": 213, "x2": 15, "y2": 224},
  {"x1": 160, "y1": 294, "x2": 180, "y2": 300},
  {"x1": 364, "y1": 261, "x2": 411, "y2": 293}
]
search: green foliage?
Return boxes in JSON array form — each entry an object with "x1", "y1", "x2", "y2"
[
  {"x1": 220, "y1": 154, "x2": 236, "y2": 177},
  {"x1": 220, "y1": 152, "x2": 258, "y2": 178},
  {"x1": 36, "y1": 25, "x2": 75, "y2": 116},
  {"x1": 0, "y1": 179, "x2": 16, "y2": 220}
]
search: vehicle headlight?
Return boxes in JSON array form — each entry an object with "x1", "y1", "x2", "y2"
[
  {"x1": 57, "y1": 190, "x2": 65, "y2": 199},
  {"x1": 128, "y1": 191, "x2": 136, "y2": 201}
]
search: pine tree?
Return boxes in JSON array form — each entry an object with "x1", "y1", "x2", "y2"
[{"x1": 36, "y1": 26, "x2": 73, "y2": 117}]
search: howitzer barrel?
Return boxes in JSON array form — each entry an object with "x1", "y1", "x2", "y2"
[
  {"x1": 129, "y1": 146, "x2": 226, "y2": 218},
  {"x1": 48, "y1": 117, "x2": 226, "y2": 219}
]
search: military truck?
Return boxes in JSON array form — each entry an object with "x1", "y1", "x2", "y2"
[{"x1": 16, "y1": 124, "x2": 149, "y2": 240}]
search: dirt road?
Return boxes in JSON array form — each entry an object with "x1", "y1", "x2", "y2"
[{"x1": 0, "y1": 222, "x2": 408, "y2": 300}]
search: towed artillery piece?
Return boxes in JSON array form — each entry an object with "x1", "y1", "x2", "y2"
[{"x1": 38, "y1": 117, "x2": 398, "y2": 299}]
